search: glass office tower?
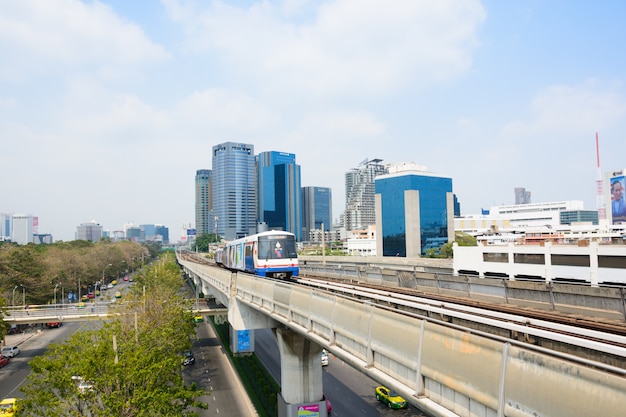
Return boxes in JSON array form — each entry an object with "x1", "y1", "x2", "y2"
[
  {"x1": 195, "y1": 169, "x2": 212, "y2": 236},
  {"x1": 302, "y1": 186, "x2": 332, "y2": 241},
  {"x1": 344, "y1": 159, "x2": 387, "y2": 231},
  {"x1": 375, "y1": 166, "x2": 454, "y2": 257},
  {"x1": 257, "y1": 151, "x2": 302, "y2": 241},
  {"x1": 212, "y1": 142, "x2": 256, "y2": 241}
]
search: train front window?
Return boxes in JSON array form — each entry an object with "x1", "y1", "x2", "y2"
[{"x1": 258, "y1": 235, "x2": 297, "y2": 260}]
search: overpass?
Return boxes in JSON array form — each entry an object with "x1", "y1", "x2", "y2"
[
  {"x1": 178, "y1": 255, "x2": 626, "y2": 417},
  {"x1": 2, "y1": 303, "x2": 228, "y2": 326}
]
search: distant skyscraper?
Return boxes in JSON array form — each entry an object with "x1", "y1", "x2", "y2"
[
  {"x1": 344, "y1": 159, "x2": 387, "y2": 231},
  {"x1": 13, "y1": 214, "x2": 35, "y2": 244},
  {"x1": 0, "y1": 213, "x2": 11, "y2": 240},
  {"x1": 126, "y1": 225, "x2": 141, "y2": 241},
  {"x1": 195, "y1": 169, "x2": 213, "y2": 236},
  {"x1": 212, "y1": 142, "x2": 257, "y2": 240},
  {"x1": 514, "y1": 187, "x2": 531, "y2": 205},
  {"x1": 375, "y1": 163, "x2": 454, "y2": 257},
  {"x1": 155, "y1": 225, "x2": 169, "y2": 244},
  {"x1": 76, "y1": 221, "x2": 103, "y2": 242},
  {"x1": 256, "y1": 151, "x2": 302, "y2": 240},
  {"x1": 302, "y1": 186, "x2": 332, "y2": 241}
]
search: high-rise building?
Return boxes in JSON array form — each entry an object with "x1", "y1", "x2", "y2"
[
  {"x1": 195, "y1": 169, "x2": 213, "y2": 236},
  {"x1": 76, "y1": 221, "x2": 103, "y2": 242},
  {"x1": 212, "y1": 142, "x2": 257, "y2": 240},
  {"x1": 344, "y1": 158, "x2": 387, "y2": 232},
  {"x1": 126, "y1": 226, "x2": 142, "y2": 241},
  {"x1": 375, "y1": 163, "x2": 454, "y2": 257},
  {"x1": 256, "y1": 151, "x2": 302, "y2": 240},
  {"x1": 514, "y1": 187, "x2": 531, "y2": 205},
  {"x1": 155, "y1": 225, "x2": 169, "y2": 244},
  {"x1": 12, "y1": 214, "x2": 35, "y2": 244},
  {"x1": 302, "y1": 186, "x2": 332, "y2": 241},
  {"x1": 0, "y1": 213, "x2": 11, "y2": 240}
]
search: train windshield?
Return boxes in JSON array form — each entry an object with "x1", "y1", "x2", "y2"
[{"x1": 258, "y1": 234, "x2": 297, "y2": 260}]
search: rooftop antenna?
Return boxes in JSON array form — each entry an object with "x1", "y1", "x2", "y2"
[{"x1": 596, "y1": 132, "x2": 606, "y2": 220}]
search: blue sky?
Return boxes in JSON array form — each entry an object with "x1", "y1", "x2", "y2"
[{"x1": 2, "y1": 0, "x2": 626, "y2": 242}]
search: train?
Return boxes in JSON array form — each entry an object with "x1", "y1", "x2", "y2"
[{"x1": 215, "y1": 230, "x2": 299, "y2": 279}]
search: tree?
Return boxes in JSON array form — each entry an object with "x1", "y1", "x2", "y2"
[
  {"x1": 19, "y1": 253, "x2": 207, "y2": 416},
  {"x1": 436, "y1": 232, "x2": 477, "y2": 258},
  {"x1": 193, "y1": 234, "x2": 221, "y2": 253}
]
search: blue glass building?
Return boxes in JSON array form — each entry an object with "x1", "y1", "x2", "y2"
[
  {"x1": 257, "y1": 151, "x2": 302, "y2": 241},
  {"x1": 155, "y1": 225, "x2": 169, "y2": 244},
  {"x1": 375, "y1": 166, "x2": 454, "y2": 257},
  {"x1": 212, "y1": 142, "x2": 257, "y2": 240},
  {"x1": 302, "y1": 186, "x2": 332, "y2": 241}
]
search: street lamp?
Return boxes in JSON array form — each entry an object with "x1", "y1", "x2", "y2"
[
  {"x1": 54, "y1": 283, "x2": 60, "y2": 306},
  {"x1": 12, "y1": 285, "x2": 17, "y2": 307}
]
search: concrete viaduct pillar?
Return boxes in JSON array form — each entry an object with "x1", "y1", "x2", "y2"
[{"x1": 275, "y1": 328, "x2": 327, "y2": 417}]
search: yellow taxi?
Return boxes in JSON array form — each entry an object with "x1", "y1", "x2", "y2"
[
  {"x1": 0, "y1": 398, "x2": 19, "y2": 416},
  {"x1": 375, "y1": 386, "x2": 408, "y2": 409}
]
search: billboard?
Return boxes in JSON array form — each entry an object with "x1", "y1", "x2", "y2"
[{"x1": 610, "y1": 174, "x2": 626, "y2": 224}]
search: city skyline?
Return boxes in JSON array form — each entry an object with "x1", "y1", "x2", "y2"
[{"x1": 2, "y1": 1, "x2": 626, "y2": 242}]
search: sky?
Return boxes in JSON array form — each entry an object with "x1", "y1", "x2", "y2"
[{"x1": 2, "y1": 0, "x2": 626, "y2": 242}]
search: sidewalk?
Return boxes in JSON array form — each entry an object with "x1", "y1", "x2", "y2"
[{"x1": 2, "y1": 329, "x2": 37, "y2": 348}]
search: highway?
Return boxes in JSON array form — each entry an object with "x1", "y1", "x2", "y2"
[{"x1": 254, "y1": 328, "x2": 428, "y2": 417}]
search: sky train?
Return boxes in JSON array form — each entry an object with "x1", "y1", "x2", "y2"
[{"x1": 215, "y1": 230, "x2": 299, "y2": 279}]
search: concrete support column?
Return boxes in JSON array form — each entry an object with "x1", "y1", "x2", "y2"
[{"x1": 275, "y1": 327, "x2": 324, "y2": 405}]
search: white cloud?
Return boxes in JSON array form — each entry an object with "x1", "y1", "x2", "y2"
[
  {"x1": 173, "y1": 88, "x2": 279, "y2": 139},
  {"x1": 0, "y1": 0, "x2": 170, "y2": 81},
  {"x1": 163, "y1": 0, "x2": 485, "y2": 96},
  {"x1": 501, "y1": 79, "x2": 626, "y2": 139}
]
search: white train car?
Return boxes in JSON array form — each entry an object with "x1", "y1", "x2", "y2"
[{"x1": 216, "y1": 231, "x2": 299, "y2": 279}]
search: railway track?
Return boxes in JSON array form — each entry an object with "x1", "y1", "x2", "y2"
[
  {"x1": 178, "y1": 252, "x2": 626, "y2": 371},
  {"x1": 296, "y1": 276, "x2": 626, "y2": 372}
]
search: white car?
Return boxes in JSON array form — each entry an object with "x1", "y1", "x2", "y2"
[{"x1": 1, "y1": 346, "x2": 20, "y2": 358}]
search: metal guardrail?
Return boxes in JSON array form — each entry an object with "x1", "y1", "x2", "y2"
[
  {"x1": 179, "y1": 256, "x2": 626, "y2": 417},
  {"x1": 3, "y1": 303, "x2": 228, "y2": 325},
  {"x1": 299, "y1": 257, "x2": 626, "y2": 322}
]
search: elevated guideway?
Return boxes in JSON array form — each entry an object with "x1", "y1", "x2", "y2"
[{"x1": 178, "y1": 254, "x2": 626, "y2": 417}]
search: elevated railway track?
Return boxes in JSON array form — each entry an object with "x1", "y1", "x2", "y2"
[{"x1": 178, "y1": 252, "x2": 626, "y2": 372}]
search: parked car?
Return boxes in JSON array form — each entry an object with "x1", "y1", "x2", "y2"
[
  {"x1": 0, "y1": 398, "x2": 19, "y2": 416},
  {"x1": 1, "y1": 346, "x2": 20, "y2": 358},
  {"x1": 321, "y1": 349, "x2": 329, "y2": 366},
  {"x1": 375, "y1": 385, "x2": 408, "y2": 409},
  {"x1": 0, "y1": 356, "x2": 9, "y2": 368}
]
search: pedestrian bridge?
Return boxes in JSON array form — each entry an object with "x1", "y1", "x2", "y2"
[{"x1": 179, "y1": 257, "x2": 625, "y2": 417}]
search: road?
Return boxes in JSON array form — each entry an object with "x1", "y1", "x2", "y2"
[
  {"x1": 0, "y1": 321, "x2": 87, "y2": 400},
  {"x1": 2, "y1": 304, "x2": 256, "y2": 416},
  {"x1": 184, "y1": 318, "x2": 258, "y2": 416},
  {"x1": 254, "y1": 328, "x2": 429, "y2": 417}
]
